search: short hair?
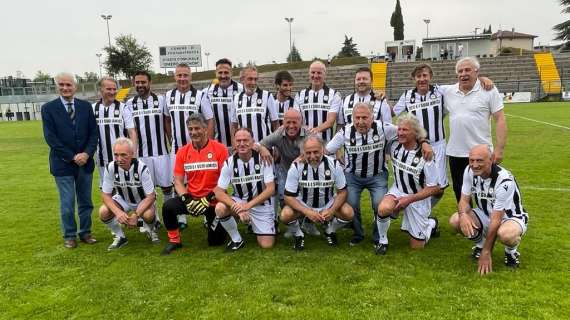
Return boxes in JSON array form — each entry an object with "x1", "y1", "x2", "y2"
[
  {"x1": 275, "y1": 70, "x2": 294, "y2": 85},
  {"x1": 455, "y1": 57, "x2": 480, "y2": 73},
  {"x1": 97, "y1": 76, "x2": 118, "y2": 89},
  {"x1": 352, "y1": 102, "x2": 373, "y2": 117},
  {"x1": 309, "y1": 60, "x2": 326, "y2": 72},
  {"x1": 54, "y1": 72, "x2": 76, "y2": 85},
  {"x1": 176, "y1": 63, "x2": 191, "y2": 69},
  {"x1": 113, "y1": 137, "x2": 135, "y2": 153},
  {"x1": 355, "y1": 67, "x2": 373, "y2": 81},
  {"x1": 411, "y1": 63, "x2": 434, "y2": 78},
  {"x1": 301, "y1": 134, "x2": 325, "y2": 153},
  {"x1": 234, "y1": 127, "x2": 254, "y2": 138},
  {"x1": 133, "y1": 70, "x2": 151, "y2": 81},
  {"x1": 242, "y1": 66, "x2": 257, "y2": 74},
  {"x1": 216, "y1": 58, "x2": 233, "y2": 67},
  {"x1": 396, "y1": 113, "x2": 427, "y2": 140},
  {"x1": 186, "y1": 113, "x2": 207, "y2": 128}
]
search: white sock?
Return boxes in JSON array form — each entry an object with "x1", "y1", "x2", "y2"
[
  {"x1": 376, "y1": 216, "x2": 390, "y2": 244},
  {"x1": 288, "y1": 219, "x2": 304, "y2": 237},
  {"x1": 505, "y1": 245, "x2": 519, "y2": 254},
  {"x1": 428, "y1": 217, "x2": 436, "y2": 229},
  {"x1": 220, "y1": 216, "x2": 242, "y2": 242},
  {"x1": 177, "y1": 214, "x2": 187, "y2": 224},
  {"x1": 163, "y1": 189, "x2": 175, "y2": 201},
  {"x1": 327, "y1": 217, "x2": 349, "y2": 233},
  {"x1": 104, "y1": 217, "x2": 125, "y2": 238}
]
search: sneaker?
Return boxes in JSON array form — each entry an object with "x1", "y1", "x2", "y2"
[
  {"x1": 161, "y1": 242, "x2": 182, "y2": 255},
  {"x1": 349, "y1": 237, "x2": 364, "y2": 247},
  {"x1": 429, "y1": 216, "x2": 440, "y2": 238},
  {"x1": 301, "y1": 219, "x2": 321, "y2": 236},
  {"x1": 107, "y1": 237, "x2": 128, "y2": 251},
  {"x1": 472, "y1": 246, "x2": 483, "y2": 260},
  {"x1": 148, "y1": 229, "x2": 160, "y2": 244},
  {"x1": 374, "y1": 243, "x2": 389, "y2": 255},
  {"x1": 504, "y1": 251, "x2": 521, "y2": 268},
  {"x1": 226, "y1": 240, "x2": 245, "y2": 252},
  {"x1": 293, "y1": 236, "x2": 305, "y2": 251},
  {"x1": 324, "y1": 232, "x2": 338, "y2": 246}
]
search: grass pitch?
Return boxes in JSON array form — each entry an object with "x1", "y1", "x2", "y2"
[{"x1": 0, "y1": 102, "x2": 569, "y2": 319}]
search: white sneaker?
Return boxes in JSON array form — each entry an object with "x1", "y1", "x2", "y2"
[
  {"x1": 107, "y1": 237, "x2": 128, "y2": 250},
  {"x1": 147, "y1": 229, "x2": 160, "y2": 244},
  {"x1": 301, "y1": 219, "x2": 321, "y2": 236}
]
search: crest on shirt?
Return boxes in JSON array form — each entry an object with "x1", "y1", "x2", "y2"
[
  {"x1": 430, "y1": 93, "x2": 437, "y2": 99},
  {"x1": 190, "y1": 97, "x2": 196, "y2": 103},
  {"x1": 254, "y1": 164, "x2": 260, "y2": 171},
  {"x1": 95, "y1": 110, "x2": 99, "y2": 116},
  {"x1": 413, "y1": 157, "x2": 420, "y2": 164},
  {"x1": 115, "y1": 173, "x2": 119, "y2": 179},
  {"x1": 134, "y1": 173, "x2": 139, "y2": 179},
  {"x1": 303, "y1": 170, "x2": 307, "y2": 175},
  {"x1": 153, "y1": 100, "x2": 159, "y2": 107},
  {"x1": 488, "y1": 187, "x2": 494, "y2": 195},
  {"x1": 373, "y1": 135, "x2": 380, "y2": 142},
  {"x1": 234, "y1": 167, "x2": 239, "y2": 173},
  {"x1": 351, "y1": 138, "x2": 356, "y2": 144},
  {"x1": 369, "y1": 101, "x2": 375, "y2": 106},
  {"x1": 257, "y1": 99, "x2": 262, "y2": 105},
  {"x1": 114, "y1": 109, "x2": 120, "y2": 116},
  {"x1": 213, "y1": 91, "x2": 218, "y2": 97},
  {"x1": 325, "y1": 169, "x2": 331, "y2": 176},
  {"x1": 207, "y1": 152, "x2": 213, "y2": 159},
  {"x1": 323, "y1": 95, "x2": 329, "y2": 102}
]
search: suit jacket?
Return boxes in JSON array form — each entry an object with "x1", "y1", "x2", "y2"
[{"x1": 41, "y1": 97, "x2": 98, "y2": 176}]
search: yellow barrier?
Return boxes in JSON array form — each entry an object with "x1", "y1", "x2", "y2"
[{"x1": 534, "y1": 53, "x2": 561, "y2": 94}]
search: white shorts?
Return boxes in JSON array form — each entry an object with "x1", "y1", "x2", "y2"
[
  {"x1": 232, "y1": 197, "x2": 276, "y2": 235},
  {"x1": 432, "y1": 141, "x2": 449, "y2": 188},
  {"x1": 112, "y1": 194, "x2": 142, "y2": 213},
  {"x1": 140, "y1": 155, "x2": 172, "y2": 187},
  {"x1": 97, "y1": 165, "x2": 108, "y2": 188},
  {"x1": 387, "y1": 185, "x2": 434, "y2": 241},
  {"x1": 472, "y1": 208, "x2": 528, "y2": 236}
]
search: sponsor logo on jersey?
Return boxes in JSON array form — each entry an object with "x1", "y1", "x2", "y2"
[
  {"x1": 231, "y1": 173, "x2": 263, "y2": 185},
  {"x1": 132, "y1": 108, "x2": 163, "y2": 117},
  {"x1": 345, "y1": 142, "x2": 384, "y2": 154},
  {"x1": 169, "y1": 104, "x2": 199, "y2": 112},
  {"x1": 407, "y1": 98, "x2": 442, "y2": 112},
  {"x1": 299, "y1": 180, "x2": 335, "y2": 188},
  {"x1": 300, "y1": 103, "x2": 330, "y2": 111},
  {"x1": 236, "y1": 107, "x2": 266, "y2": 115},
  {"x1": 210, "y1": 97, "x2": 233, "y2": 104},
  {"x1": 96, "y1": 118, "x2": 124, "y2": 125},
  {"x1": 392, "y1": 158, "x2": 423, "y2": 176},
  {"x1": 184, "y1": 161, "x2": 218, "y2": 171}
]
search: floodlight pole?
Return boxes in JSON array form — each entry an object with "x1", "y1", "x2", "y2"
[
  {"x1": 96, "y1": 53, "x2": 102, "y2": 78},
  {"x1": 423, "y1": 18, "x2": 431, "y2": 38},
  {"x1": 285, "y1": 17, "x2": 294, "y2": 61},
  {"x1": 101, "y1": 14, "x2": 112, "y2": 47}
]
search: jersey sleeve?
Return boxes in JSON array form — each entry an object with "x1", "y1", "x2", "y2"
[
  {"x1": 217, "y1": 159, "x2": 232, "y2": 189},
  {"x1": 326, "y1": 130, "x2": 344, "y2": 154},
  {"x1": 329, "y1": 91, "x2": 342, "y2": 113},
  {"x1": 337, "y1": 99, "x2": 346, "y2": 125},
  {"x1": 216, "y1": 143, "x2": 229, "y2": 170},
  {"x1": 493, "y1": 179, "x2": 515, "y2": 211},
  {"x1": 379, "y1": 99, "x2": 393, "y2": 124},
  {"x1": 284, "y1": 163, "x2": 300, "y2": 195},
  {"x1": 230, "y1": 97, "x2": 238, "y2": 124},
  {"x1": 393, "y1": 92, "x2": 407, "y2": 116},
  {"x1": 489, "y1": 87, "x2": 504, "y2": 114},
  {"x1": 162, "y1": 92, "x2": 170, "y2": 116},
  {"x1": 140, "y1": 163, "x2": 155, "y2": 195},
  {"x1": 199, "y1": 90, "x2": 214, "y2": 120},
  {"x1": 383, "y1": 123, "x2": 398, "y2": 142},
  {"x1": 121, "y1": 103, "x2": 135, "y2": 129},
  {"x1": 423, "y1": 160, "x2": 438, "y2": 187},
  {"x1": 293, "y1": 92, "x2": 301, "y2": 110},
  {"x1": 267, "y1": 94, "x2": 279, "y2": 121},
  {"x1": 263, "y1": 162, "x2": 275, "y2": 183},
  {"x1": 101, "y1": 163, "x2": 114, "y2": 194},
  {"x1": 461, "y1": 167, "x2": 474, "y2": 196},
  {"x1": 201, "y1": 90, "x2": 212, "y2": 114},
  {"x1": 333, "y1": 160, "x2": 347, "y2": 190}
]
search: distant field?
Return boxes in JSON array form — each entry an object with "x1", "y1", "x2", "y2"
[{"x1": 0, "y1": 102, "x2": 569, "y2": 319}]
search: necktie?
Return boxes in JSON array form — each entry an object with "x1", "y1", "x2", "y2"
[{"x1": 66, "y1": 102, "x2": 75, "y2": 122}]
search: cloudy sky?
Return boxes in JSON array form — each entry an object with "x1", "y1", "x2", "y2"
[{"x1": 0, "y1": 0, "x2": 564, "y2": 79}]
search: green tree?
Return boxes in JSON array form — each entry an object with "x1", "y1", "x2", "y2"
[
  {"x1": 84, "y1": 72, "x2": 99, "y2": 82},
  {"x1": 104, "y1": 34, "x2": 153, "y2": 79},
  {"x1": 287, "y1": 43, "x2": 302, "y2": 62},
  {"x1": 33, "y1": 70, "x2": 51, "y2": 82},
  {"x1": 337, "y1": 35, "x2": 360, "y2": 58},
  {"x1": 390, "y1": 0, "x2": 405, "y2": 41},
  {"x1": 554, "y1": 0, "x2": 570, "y2": 48},
  {"x1": 483, "y1": 24, "x2": 493, "y2": 34}
]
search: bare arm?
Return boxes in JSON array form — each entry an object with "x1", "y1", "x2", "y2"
[
  {"x1": 285, "y1": 194, "x2": 323, "y2": 222},
  {"x1": 311, "y1": 112, "x2": 336, "y2": 134},
  {"x1": 135, "y1": 192, "x2": 156, "y2": 217},
  {"x1": 478, "y1": 210, "x2": 505, "y2": 275},
  {"x1": 102, "y1": 192, "x2": 128, "y2": 224},
  {"x1": 206, "y1": 119, "x2": 215, "y2": 139},
  {"x1": 493, "y1": 110, "x2": 507, "y2": 163},
  {"x1": 214, "y1": 186, "x2": 235, "y2": 208},
  {"x1": 173, "y1": 175, "x2": 187, "y2": 196},
  {"x1": 164, "y1": 116, "x2": 172, "y2": 144},
  {"x1": 127, "y1": 128, "x2": 138, "y2": 156},
  {"x1": 246, "y1": 182, "x2": 275, "y2": 210}
]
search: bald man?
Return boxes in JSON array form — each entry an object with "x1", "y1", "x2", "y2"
[{"x1": 449, "y1": 144, "x2": 528, "y2": 275}]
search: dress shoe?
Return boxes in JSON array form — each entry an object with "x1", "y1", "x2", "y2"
[
  {"x1": 64, "y1": 239, "x2": 77, "y2": 249},
  {"x1": 80, "y1": 235, "x2": 98, "y2": 244}
]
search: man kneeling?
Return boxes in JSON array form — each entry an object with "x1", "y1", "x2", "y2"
[
  {"x1": 99, "y1": 138, "x2": 158, "y2": 250},
  {"x1": 281, "y1": 135, "x2": 354, "y2": 250},
  {"x1": 214, "y1": 128, "x2": 276, "y2": 250}
]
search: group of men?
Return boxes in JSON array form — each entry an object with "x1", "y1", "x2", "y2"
[{"x1": 42, "y1": 56, "x2": 528, "y2": 275}]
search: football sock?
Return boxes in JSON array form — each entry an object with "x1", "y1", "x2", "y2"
[
  {"x1": 220, "y1": 216, "x2": 242, "y2": 242},
  {"x1": 104, "y1": 217, "x2": 124, "y2": 238},
  {"x1": 177, "y1": 214, "x2": 188, "y2": 225},
  {"x1": 376, "y1": 216, "x2": 390, "y2": 245},
  {"x1": 327, "y1": 217, "x2": 349, "y2": 233},
  {"x1": 167, "y1": 229, "x2": 181, "y2": 244},
  {"x1": 288, "y1": 219, "x2": 303, "y2": 237},
  {"x1": 505, "y1": 245, "x2": 519, "y2": 254}
]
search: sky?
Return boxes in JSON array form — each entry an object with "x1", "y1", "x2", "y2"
[{"x1": 0, "y1": 0, "x2": 564, "y2": 79}]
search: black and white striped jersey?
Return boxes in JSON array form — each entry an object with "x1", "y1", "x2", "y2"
[
  {"x1": 327, "y1": 121, "x2": 397, "y2": 178},
  {"x1": 126, "y1": 93, "x2": 169, "y2": 157},
  {"x1": 92, "y1": 99, "x2": 135, "y2": 166},
  {"x1": 393, "y1": 85, "x2": 446, "y2": 144},
  {"x1": 165, "y1": 87, "x2": 212, "y2": 154},
  {"x1": 294, "y1": 85, "x2": 342, "y2": 142},
  {"x1": 275, "y1": 96, "x2": 295, "y2": 126},
  {"x1": 102, "y1": 158, "x2": 155, "y2": 205},
  {"x1": 461, "y1": 165, "x2": 529, "y2": 222},
  {"x1": 338, "y1": 91, "x2": 392, "y2": 125},
  {"x1": 284, "y1": 155, "x2": 346, "y2": 209},
  {"x1": 231, "y1": 88, "x2": 278, "y2": 142},
  {"x1": 218, "y1": 151, "x2": 274, "y2": 208},
  {"x1": 389, "y1": 142, "x2": 438, "y2": 195},
  {"x1": 202, "y1": 80, "x2": 244, "y2": 148}
]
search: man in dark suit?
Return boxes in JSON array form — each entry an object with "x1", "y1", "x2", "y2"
[{"x1": 41, "y1": 73, "x2": 99, "y2": 248}]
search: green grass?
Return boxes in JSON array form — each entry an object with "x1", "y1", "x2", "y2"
[{"x1": 1, "y1": 102, "x2": 569, "y2": 319}]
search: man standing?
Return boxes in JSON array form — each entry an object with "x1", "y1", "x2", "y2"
[
  {"x1": 41, "y1": 72, "x2": 98, "y2": 248},
  {"x1": 161, "y1": 114, "x2": 229, "y2": 255},
  {"x1": 338, "y1": 66, "x2": 392, "y2": 127},
  {"x1": 376, "y1": 114, "x2": 440, "y2": 255},
  {"x1": 439, "y1": 57, "x2": 507, "y2": 202},
  {"x1": 449, "y1": 145, "x2": 528, "y2": 275},
  {"x1": 230, "y1": 66, "x2": 279, "y2": 144},
  {"x1": 126, "y1": 71, "x2": 175, "y2": 208},
  {"x1": 202, "y1": 58, "x2": 244, "y2": 152},
  {"x1": 165, "y1": 63, "x2": 213, "y2": 229},
  {"x1": 294, "y1": 60, "x2": 342, "y2": 142},
  {"x1": 274, "y1": 71, "x2": 295, "y2": 125},
  {"x1": 93, "y1": 77, "x2": 137, "y2": 187},
  {"x1": 281, "y1": 135, "x2": 354, "y2": 250},
  {"x1": 99, "y1": 138, "x2": 158, "y2": 250},
  {"x1": 214, "y1": 128, "x2": 276, "y2": 250}
]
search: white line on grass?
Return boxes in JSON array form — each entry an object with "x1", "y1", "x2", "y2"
[
  {"x1": 523, "y1": 186, "x2": 570, "y2": 192},
  {"x1": 505, "y1": 113, "x2": 570, "y2": 130}
]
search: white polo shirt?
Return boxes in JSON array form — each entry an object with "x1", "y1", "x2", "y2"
[{"x1": 439, "y1": 80, "x2": 503, "y2": 157}]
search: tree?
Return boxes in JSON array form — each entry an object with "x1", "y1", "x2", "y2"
[
  {"x1": 554, "y1": 0, "x2": 570, "y2": 48},
  {"x1": 33, "y1": 70, "x2": 51, "y2": 82},
  {"x1": 287, "y1": 43, "x2": 302, "y2": 62},
  {"x1": 84, "y1": 72, "x2": 99, "y2": 82},
  {"x1": 390, "y1": 0, "x2": 405, "y2": 41},
  {"x1": 483, "y1": 24, "x2": 493, "y2": 34},
  {"x1": 337, "y1": 35, "x2": 360, "y2": 58},
  {"x1": 104, "y1": 34, "x2": 153, "y2": 79}
]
